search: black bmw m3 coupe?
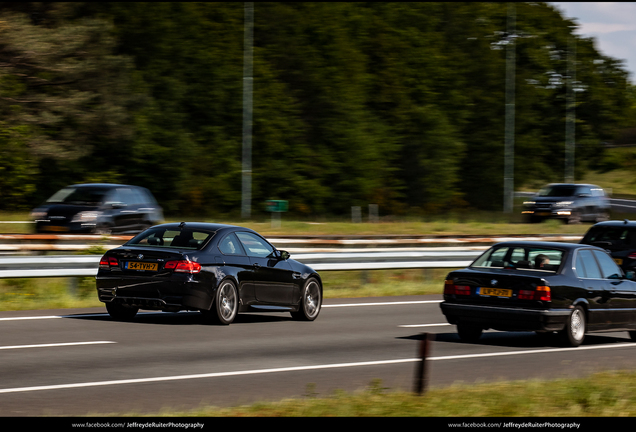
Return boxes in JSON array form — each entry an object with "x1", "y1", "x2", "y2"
[{"x1": 96, "y1": 222, "x2": 322, "y2": 324}]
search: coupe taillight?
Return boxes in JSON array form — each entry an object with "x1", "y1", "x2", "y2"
[
  {"x1": 99, "y1": 255, "x2": 118, "y2": 269},
  {"x1": 164, "y1": 259, "x2": 201, "y2": 273}
]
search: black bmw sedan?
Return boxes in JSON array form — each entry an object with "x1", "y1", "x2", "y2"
[
  {"x1": 96, "y1": 222, "x2": 322, "y2": 324},
  {"x1": 440, "y1": 241, "x2": 636, "y2": 347}
]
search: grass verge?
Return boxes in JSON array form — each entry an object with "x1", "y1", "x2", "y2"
[{"x1": 91, "y1": 370, "x2": 636, "y2": 417}]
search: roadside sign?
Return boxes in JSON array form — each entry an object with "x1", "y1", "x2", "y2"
[{"x1": 265, "y1": 200, "x2": 288, "y2": 213}]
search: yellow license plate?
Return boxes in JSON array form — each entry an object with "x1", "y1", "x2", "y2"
[
  {"x1": 126, "y1": 262, "x2": 158, "y2": 271},
  {"x1": 614, "y1": 258, "x2": 623, "y2": 265},
  {"x1": 43, "y1": 226, "x2": 69, "y2": 232},
  {"x1": 538, "y1": 212, "x2": 551, "y2": 216},
  {"x1": 480, "y1": 287, "x2": 512, "y2": 297}
]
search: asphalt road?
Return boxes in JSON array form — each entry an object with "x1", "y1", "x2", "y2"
[{"x1": 2, "y1": 296, "x2": 636, "y2": 416}]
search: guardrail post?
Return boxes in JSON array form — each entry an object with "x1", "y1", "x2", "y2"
[
  {"x1": 414, "y1": 332, "x2": 432, "y2": 395},
  {"x1": 68, "y1": 277, "x2": 78, "y2": 298}
]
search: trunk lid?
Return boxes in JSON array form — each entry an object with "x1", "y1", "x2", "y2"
[{"x1": 444, "y1": 269, "x2": 550, "y2": 307}]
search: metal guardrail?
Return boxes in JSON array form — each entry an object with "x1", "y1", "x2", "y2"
[
  {"x1": 0, "y1": 233, "x2": 584, "y2": 254},
  {"x1": 0, "y1": 233, "x2": 589, "y2": 278},
  {"x1": 0, "y1": 251, "x2": 481, "y2": 278}
]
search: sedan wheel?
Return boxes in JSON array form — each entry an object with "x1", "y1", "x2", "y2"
[
  {"x1": 560, "y1": 306, "x2": 586, "y2": 347},
  {"x1": 206, "y1": 280, "x2": 238, "y2": 325},
  {"x1": 291, "y1": 278, "x2": 322, "y2": 321}
]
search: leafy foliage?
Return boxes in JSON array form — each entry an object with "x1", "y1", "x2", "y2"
[{"x1": 0, "y1": 2, "x2": 633, "y2": 214}]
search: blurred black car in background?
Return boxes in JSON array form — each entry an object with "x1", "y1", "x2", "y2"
[
  {"x1": 522, "y1": 183, "x2": 610, "y2": 224},
  {"x1": 96, "y1": 222, "x2": 323, "y2": 324},
  {"x1": 580, "y1": 220, "x2": 636, "y2": 274},
  {"x1": 31, "y1": 183, "x2": 163, "y2": 235}
]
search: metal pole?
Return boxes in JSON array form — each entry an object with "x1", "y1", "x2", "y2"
[
  {"x1": 503, "y1": 2, "x2": 516, "y2": 213},
  {"x1": 414, "y1": 333, "x2": 431, "y2": 395},
  {"x1": 565, "y1": 35, "x2": 576, "y2": 183},
  {"x1": 241, "y1": 2, "x2": 254, "y2": 219}
]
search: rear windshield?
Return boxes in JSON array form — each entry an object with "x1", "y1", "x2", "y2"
[
  {"x1": 471, "y1": 245, "x2": 564, "y2": 273},
  {"x1": 126, "y1": 227, "x2": 215, "y2": 250},
  {"x1": 582, "y1": 226, "x2": 636, "y2": 247}
]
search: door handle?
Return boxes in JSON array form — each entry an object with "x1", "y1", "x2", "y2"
[{"x1": 253, "y1": 263, "x2": 260, "y2": 268}]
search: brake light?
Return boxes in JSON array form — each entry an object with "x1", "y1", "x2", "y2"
[
  {"x1": 518, "y1": 289, "x2": 534, "y2": 300},
  {"x1": 628, "y1": 253, "x2": 636, "y2": 260},
  {"x1": 519, "y1": 286, "x2": 551, "y2": 301},
  {"x1": 164, "y1": 260, "x2": 201, "y2": 273},
  {"x1": 99, "y1": 255, "x2": 118, "y2": 269},
  {"x1": 535, "y1": 286, "x2": 551, "y2": 301},
  {"x1": 444, "y1": 280, "x2": 471, "y2": 295}
]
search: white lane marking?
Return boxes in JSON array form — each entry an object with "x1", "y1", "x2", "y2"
[
  {"x1": 323, "y1": 300, "x2": 442, "y2": 308},
  {"x1": 0, "y1": 359, "x2": 416, "y2": 394},
  {"x1": 1, "y1": 342, "x2": 635, "y2": 395},
  {"x1": 0, "y1": 316, "x2": 63, "y2": 321},
  {"x1": 429, "y1": 342, "x2": 636, "y2": 361},
  {"x1": 399, "y1": 323, "x2": 451, "y2": 328},
  {"x1": 0, "y1": 341, "x2": 116, "y2": 351},
  {"x1": 0, "y1": 300, "x2": 443, "y2": 321}
]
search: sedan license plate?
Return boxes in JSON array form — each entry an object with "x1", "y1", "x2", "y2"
[
  {"x1": 614, "y1": 258, "x2": 623, "y2": 265},
  {"x1": 479, "y1": 287, "x2": 512, "y2": 297},
  {"x1": 126, "y1": 262, "x2": 158, "y2": 271},
  {"x1": 538, "y1": 212, "x2": 551, "y2": 217}
]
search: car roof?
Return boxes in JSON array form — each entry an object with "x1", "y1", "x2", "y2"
[
  {"x1": 491, "y1": 241, "x2": 602, "y2": 251},
  {"x1": 589, "y1": 220, "x2": 636, "y2": 228},
  {"x1": 68, "y1": 183, "x2": 141, "y2": 189},
  {"x1": 149, "y1": 222, "x2": 249, "y2": 233},
  {"x1": 543, "y1": 183, "x2": 602, "y2": 188}
]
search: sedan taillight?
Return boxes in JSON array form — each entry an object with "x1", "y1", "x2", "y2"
[
  {"x1": 164, "y1": 260, "x2": 201, "y2": 274},
  {"x1": 444, "y1": 280, "x2": 471, "y2": 295},
  {"x1": 519, "y1": 286, "x2": 551, "y2": 301},
  {"x1": 99, "y1": 255, "x2": 119, "y2": 269}
]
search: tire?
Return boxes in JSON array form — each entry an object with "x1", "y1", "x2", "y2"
[
  {"x1": 566, "y1": 211, "x2": 581, "y2": 225},
  {"x1": 105, "y1": 302, "x2": 139, "y2": 321},
  {"x1": 628, "y1": 331, "x2": 636, "y2": 342},
  {"x1": 291, "y1": 278, "x2": 322, "y2": 321},
  {"x1": 457, "y1": 323, "x2": 483, "y2": 343},
  {"x1": 560, "y1": 305, "x2": 586, "y2": 347},
  {"x1": 94, "y1": 224, "x2": 113, "y2": 235},
  {"x1": 205, "y1": 280, "x2": 239, "y2": 325},
  {"x1": 596, "y1": 211, "x2": 610, "y2": 223}
]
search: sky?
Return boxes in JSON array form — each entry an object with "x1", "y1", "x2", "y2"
[{"x1": 550, "y1": 2, "x2": 636, "y2": 84}]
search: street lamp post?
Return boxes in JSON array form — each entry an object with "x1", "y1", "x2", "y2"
[
  {"x1": 242, "y1": 2, "x2": 254, "y2": 219},
  {"x1": 503, "y1": 2, "x2": 516, "y2": 213}
]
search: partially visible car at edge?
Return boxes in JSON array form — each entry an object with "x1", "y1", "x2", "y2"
[
  {"x1": 31, "y1": 183, "x2": 163, "y2": 235},
  {"x1": 580, "y1": 219, "x2": 636, "y2": 274},
  {"x1": 521, "y1": 183, "x2": 610, "y2": 224},
  {"x1": 440, "y1": 241, "x2": 636, "y2": 347},
  {"x1": 95, "y1": 222, "x2": 323, "y2": 325}
]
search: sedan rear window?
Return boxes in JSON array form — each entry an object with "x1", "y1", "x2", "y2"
[
  {"x1": 471, "y1": 246, "x2": 564, "y2": 272},
  {"x1": 127, "y1": 228, "x2": 215, "y2": 250}
]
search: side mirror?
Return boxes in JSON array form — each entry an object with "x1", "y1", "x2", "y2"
[{"x1": 279, "y1": 250, "x2": 290, "y2": 260}]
